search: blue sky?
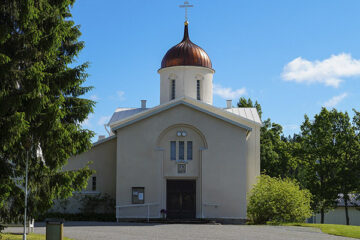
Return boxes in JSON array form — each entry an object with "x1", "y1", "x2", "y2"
[{"x1": 71, "y1": 0, "x2": 360, "y2": 140}]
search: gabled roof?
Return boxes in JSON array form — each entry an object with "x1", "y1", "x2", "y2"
[
  {"x1": 109, "y1": 97, "x2": 262, "y2": 132},
  {"x1": 108, "y1": 108, "x2": 148, "y2": 126},
  {"x1": 225, "y1": 108, "x2": 261, "y2": 124}
]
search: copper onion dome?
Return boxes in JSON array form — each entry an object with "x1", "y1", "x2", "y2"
[{"x1": 161, "y1": 22, "x2": 212, "y2": 69}]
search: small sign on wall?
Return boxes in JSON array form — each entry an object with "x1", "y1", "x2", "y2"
[
  {"x1": 132, "y1": 187, "x2": 144, "y2": 204},
  {"x1": 178, "y1": 164, "x2": 186, "y2": 174}
]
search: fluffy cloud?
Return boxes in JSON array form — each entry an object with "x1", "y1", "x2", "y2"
[
  {"x1": 90, "y1": 95, "x2": 100, "y2": 101},
  {"x1": 283, "y1": 124, "x2": 299, "y2": 131},
  {"x1": 117, "y1": 90, "x2": 125, "y2": 100},
  {"x1": 98, "y1": 116, "x2": 111, "y2": 126},
  {"x1": 323, "y1": 93, "x2": 348, "y2": 108},
  {"x1": 282, "y1": 53, "x2": 360, "y2": 87},
  {"x1": 82, "y1": 114, "x2": 93, "y2": 127},
  {"x1": 213, "y1": 84, "x2": 246, "y2": 99}
]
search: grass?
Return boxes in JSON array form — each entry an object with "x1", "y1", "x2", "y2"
[
  {"x1": 282, "y1": 223, "x2": 360, "y2": 239},
  {"x1": 0, "y1": 233, "x2": 74, "y2": 240}
]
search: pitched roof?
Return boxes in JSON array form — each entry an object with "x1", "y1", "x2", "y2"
[
  {"x1": 225, "y1": 108, "x2": 262, "y2": 125},
  {"x1": 108, "y1": 108, "x2": 148, "y2": 126},
  {"x1": 109, "y1": 97, "x2": 262, "y2": 132}
]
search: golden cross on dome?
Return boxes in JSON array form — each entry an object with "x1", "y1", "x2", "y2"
[{"x1": 179, "y1": 1, "x2": 194, "y2": 23}]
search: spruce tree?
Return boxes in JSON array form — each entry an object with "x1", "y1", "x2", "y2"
[{"x1": 0, "y1": 0, "x2": 94, "y2": 222}]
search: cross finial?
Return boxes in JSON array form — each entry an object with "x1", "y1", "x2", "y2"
[{"x1": 179, "y1": 1, "x2": 194, "y2": 24}]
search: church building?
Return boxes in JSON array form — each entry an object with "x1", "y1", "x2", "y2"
[{"x1": 63, "y1": 20, "x2": 261, "y2": 222}]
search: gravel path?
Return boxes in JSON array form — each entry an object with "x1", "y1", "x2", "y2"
[{"x1": 5, "y1": 222, "x2": 356, "y2": 240}]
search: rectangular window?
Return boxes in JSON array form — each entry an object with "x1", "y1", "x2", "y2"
[
  {"x1": 170, "y1": 141, "x2": 176, "y2": 160},
  {"x1": 187, "y1": 141, "x2": 193, "y2": 160},
  {"x1": 179, "y1": 141, "x2": 184, "y2": 160},
  {"x1": 171, "y1": 80, "x2": 176, "y2": 100},
  {"x1": 132, "y1": 187, "x2": 145, "y2": 204},
  {"x1": 197, "y1": 80, "x2": 200, "y2": 100},
  {"x1": 92, "y1": 176, "x2": 96, "y2": 191}
]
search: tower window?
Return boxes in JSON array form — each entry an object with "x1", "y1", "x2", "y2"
[
  {"x1": 196, "y1": 80, "x2": 200, "y2": 100},
  {"x1": 187, "y1": 141, "x2": 193, "y2": 160},
  {"x1": 170, "y1": 141, "x2": 176, "y2": 160},
  {"x1": 171, "y1": 79, "x2": 176, "y2": 100}
]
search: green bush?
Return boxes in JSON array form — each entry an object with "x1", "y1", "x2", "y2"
[{"x1": 247, "y1": 175, "x2": 312, "y2": 224}]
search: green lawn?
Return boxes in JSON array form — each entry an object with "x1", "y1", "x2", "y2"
[
  {"x1": 283, "y1": 223, "x2": 360, "y2": 239},
  {"x1": 0, "y1": 233, "x2": 73, "y2": 240}
]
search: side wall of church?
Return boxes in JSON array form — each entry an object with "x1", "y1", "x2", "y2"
[
  {"x1": 115, "y1": 104, "x2": 259, "y2": 220},
  {"x1": 52, "y1": 137, "x2": 117, "y2": 214}
]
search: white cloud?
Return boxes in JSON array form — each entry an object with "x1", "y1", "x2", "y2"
[
  {"x1": 98, "y1": 116, "x2": 111, "y2": 126},
  {"x1": 283, "y1": 124, "x2": 299, "y2": 131},
  {"x1": 323, "y1": 93, "x2": 348, "y2": 108},
  {"x1": 117, "y1": 91, "x2": 125, "y2": 101},
  {"x1": 82, "y1": 114, "x2": 93, "y2": 128},
  {"x1": 213, "y1": 84, "x2": 246, "y2": 99},
  {"x1": 90, "y1": 95, "x2": 100, "y2": 101},
  {"x1": 282, "y1": 53, "x2": 360, "y2": 88}
]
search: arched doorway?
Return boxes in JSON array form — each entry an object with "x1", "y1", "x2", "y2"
[{"x1": 157, "y1": 124, "x2": 207, "y2": 219}]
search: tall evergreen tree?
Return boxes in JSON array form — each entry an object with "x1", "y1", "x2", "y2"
[
  {"x1": 0, "y1": 0, "x2": 94, "y2": 222},
  {"x1": 237, "y1": 97, "x2": 297, "y2": 178}
]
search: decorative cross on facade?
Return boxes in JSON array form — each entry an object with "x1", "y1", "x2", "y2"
[{"x1": 179, "y1": 1, "x2": 194, "y2": 22}]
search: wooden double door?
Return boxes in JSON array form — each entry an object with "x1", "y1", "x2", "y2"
[{"x1": 166, "y1": 180, "x2": 196, "y2": 219}]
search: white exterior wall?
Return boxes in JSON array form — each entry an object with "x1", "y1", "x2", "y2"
[
  {"x1": 115, "y1": 104, "x2": 260, "y2": 220},
  {"x1": 158, "y1": 66, "x2": 214, "y2": 105},
  {"x1": 314, "y1": 207, "x2": 360, "y2": 226}
]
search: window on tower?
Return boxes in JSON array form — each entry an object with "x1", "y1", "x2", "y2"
[
  {"x1": 171, "y1": 79, "x2": 176, "y2": 100},
  {"x1": 196, "y1": 80, "x2": 201, "y2": 100}
]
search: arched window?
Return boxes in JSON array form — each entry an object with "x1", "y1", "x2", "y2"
[
  {"x1": 196, "y1": 80, "x2": 200, "y2": 100},
  {"x1": 171, "y1": 79, "x2": 176, "y2": 100}
]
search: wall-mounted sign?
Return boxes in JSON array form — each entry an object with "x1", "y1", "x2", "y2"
[
  {"x1": 132, "y1": 187, "x2": 144, "y2": 204},
  {"x1": 178, "y1": 164, "x2": 186, "y2": 174}
]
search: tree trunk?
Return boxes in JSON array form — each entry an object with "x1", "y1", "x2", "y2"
[
  {"x1": 344, "y1": 197, "x2": 350, "y2": 225},
  {"x1": 320, "y1": 208, "x2": 325, "y2": 224}
]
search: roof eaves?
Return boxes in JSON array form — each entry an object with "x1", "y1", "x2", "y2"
[{"x1": 92, "y1": 135, "x2": 117, "y2": 147}]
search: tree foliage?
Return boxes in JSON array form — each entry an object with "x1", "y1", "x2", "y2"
[
  {"x1": 298, "y1": 108, "x2": 360, "y2": 224},
  {"x1": 238, "y1": 97, "x2": 360, "y2": 225},
  {"x1": 0, "y1": 0, "x2": 94, "y2": 223},
  {"x1": 237, "y1": 97, "x2": 298, "y2": 178},
  {"x1": 247, "y1": 175, "x2": 312, "y2": 224}
]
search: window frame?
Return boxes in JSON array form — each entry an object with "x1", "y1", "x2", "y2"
[
  {"x1": 171, "y1": 79, "x2": 176, "y2": 100},
  {"x1": 92, "y1": 176, "x2": 96, "y2": 191},
  {"x1": 196, "y1": 80, "x2": 201, "y2": 100},
  {"x1": 179, "y1": 141, "x2": 185, "y2": 160},
  {"x1": 170, "y1": 141, "x2": 176, "y2": 160},
  {"x1": 187, "y1": 141, "x2": 193, "y2": 160}
]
